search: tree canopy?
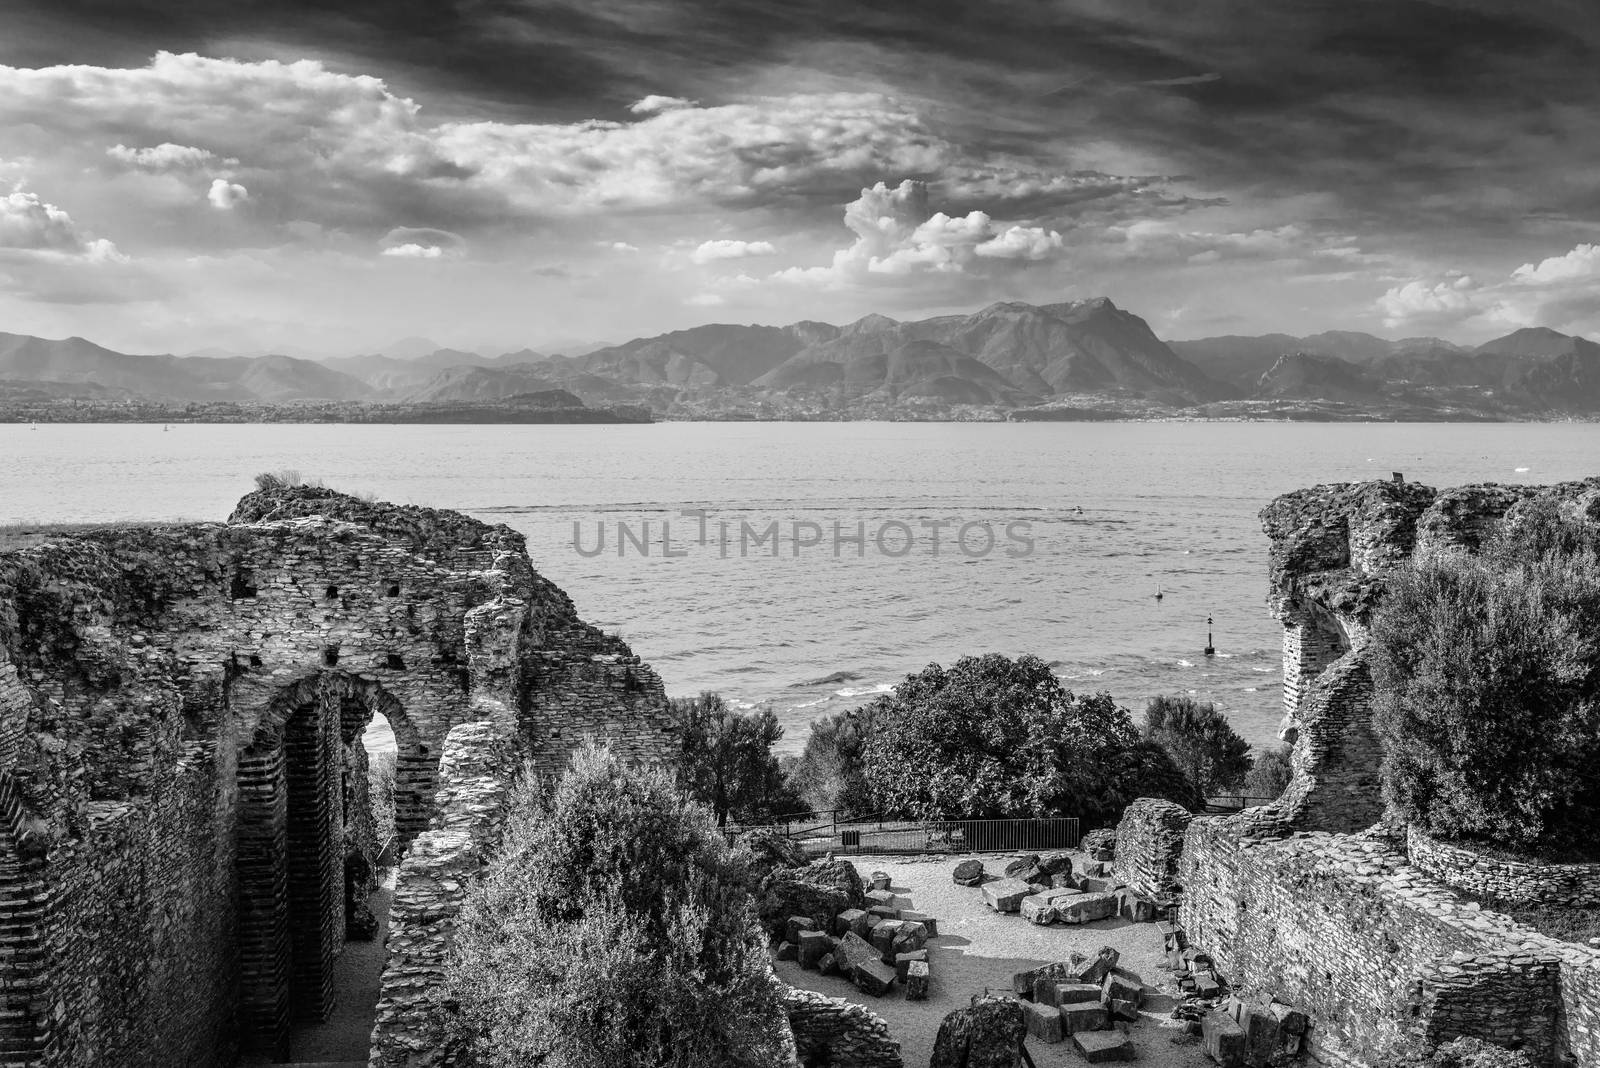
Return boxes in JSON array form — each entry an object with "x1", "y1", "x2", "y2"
[
  {"x1": 450, "y1": 742, "x2": 789, "y2": 1068},
  {"x1": 1369, "y1": 499, "x2": 1600, "y2": 858},
  {"x1": 860, "y1": 652, "x2": 1198, "y2": 823},
  {"x1": 784, "y1": 705, "x2": 879, "y2": 817},
  {"x1": 673, "y1": 693, "x2": 800, "y2": 826},
  {"x1": 1242, "y1": 743, "x2": 1294, "y2": 800},
  {"x1": 1142, "y1": 694, "x2": 1252, "y2": 795}
]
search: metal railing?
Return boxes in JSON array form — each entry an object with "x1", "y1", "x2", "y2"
[{"x1": 729, "y1": 814, "x2": 1080, "y2": 856}]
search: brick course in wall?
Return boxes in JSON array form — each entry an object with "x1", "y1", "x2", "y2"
[
  {"x1": 782, "y1": 986, "x2": 904, "y2": 1068},
  {"x1": 1407, "y1": 827, "x2": 1600, "y2": 909},
  {"x1": 1112, "y1": 797, "x2": 1192, "y2": 900}
]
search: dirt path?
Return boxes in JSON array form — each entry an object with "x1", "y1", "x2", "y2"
[{"x1": 287, "y1": 867, "x2": 396, "y2": 1063}]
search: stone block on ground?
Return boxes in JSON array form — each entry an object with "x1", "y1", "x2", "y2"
[
  {"x1": 1053, "y1": 982, "x2": 1103, "y2": 1006},
  {"x1": 1003, "y1": 854, "x2": 1042, "y2": 878},
  {"x1": 1102, "y1": 973, "x2": 1143, "y2": 1021},
  {"x1": 834, "y1": 908, "x2": 869, "y2": 938},
  {"x1": 1081, "y1": 828, "x2": 1116, "y2": 859},
  {"x1": 1202, "y1": 1009, "x2": 1248, "y2": 1067},
  {"x1": 1072, "y1": 1027, "x2": 1134, "y2": 1063},
  {"x1": 1038, "y1": 850, "x2": 1075, "y2": 876},
  {"x1": 981, "y1": 877, "x2": 1035, "y2": 913},
  {"x1": 905, "y1": 959, "x2": 929, "y2": 1000},
  {"x1": 1060, "y1": 1001, "x2": 1110, "y2": 1034},
  {"x1": 1072, "y1": 947, "x2": 1121, "y2": 986},
  {"x1": 952, "y1": 858, "x2": 987, "y2": 886},
  {"x1": 1193, "y1": 971, "x2": 1222, "y2": 998},
  {"x1": 1117, "y1": 889, "x2": 1158, "y2": 923},
  {"x1": 1080, "y1": 876, "x2": 1121, "y2": 894},
  {"x1": 797, "y1": 929, "x2": 831, "y2": 970},
  {"x1": 1020, "y1": 892, "x2": 1062, "y2": 925},
  {"x1": 891, "y1": 923, "x2": 927, "y2": 958},
  {"x1": 786, "y1": 915, "x2": 819, "y2": 945},
  {"x1": 1265, "y1": 1001, "x2": 1308, "y2": 1035},
  {"x1": 836, "y1": 931, "x2": 878, "y2": 977},
  {"x1": 869, "y1": 870, "x2": 892, "y2": 891},
  {"x1": 898, "y1": 910, "x2": 938, "y2": 936},
  {"x1": 865, "y1": 888, "x2": 897, "y2": 908},
  {"x1": 866, "y1": 904, "x2": 901, "y2": 920},
  {"x1": 1014, "y1": 954, "x2": 1086, "y2": 998},
  {"x1": 1058, "y1": 891, "x2": 1118, "y2": 925},
  {"x1": 869, "y1": 919, "x2": 906, "y2": 962},
  {"x1": 894, "y1": 949, "x2": 928, "y2": 981},
  {"x1": 853, "y1": 958, "x2": 897, "y2": 996},
  {"x1": 1024, "y1": 1000, "x2": 1065, "y2": 1044},
  {"x1": 775, "y1": 940, "x2": 797, "y2": 962},
  {"x1": 1052, "y1": 873, "x2": 1081, "y2": 890},
  {"x1": 816, "y1": 951, "x2": 839, "y2": 977},
  {"x1": 1242, "y1": 1002, "x2": 1285, "y2": 1065}
]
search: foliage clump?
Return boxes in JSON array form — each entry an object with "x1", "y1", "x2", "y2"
[
  {"x1": 1241, "y1": 743, "x2": 1294, "y2": 800},
  {"x1": 450, "y1": 742, "x2": 788, "y2": 1068},
  {"x1": 785, "y1": 705, "x2": 879, "y2": 817},
  {"x1": 673, "y1": 693, "x2": 802, "y2": 826},
  {"x1": 859, "y1": 652, "x2": 1198, "y2": 824},
  {"x1": 1369, "y1": 498, "x2": 1600, "y2": 858},
  {"x1": 1142, "y1": 694, "x2": 1252, "y2": 795}
]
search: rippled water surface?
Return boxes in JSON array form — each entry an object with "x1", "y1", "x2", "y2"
[{"x1": 4, "y1": 421, "x2": 1597, "y2": 753}]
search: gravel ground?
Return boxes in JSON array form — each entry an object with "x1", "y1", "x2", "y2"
[{"x1": 774, "y1": 853, "x2": 1213, "y2": 1068}]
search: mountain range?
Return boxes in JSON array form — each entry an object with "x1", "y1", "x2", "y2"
[{"x1": 4, "y1": 301, "x2": 1600, "y2": 419}]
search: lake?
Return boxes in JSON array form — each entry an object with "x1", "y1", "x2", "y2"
[{"x1": 3, "y1": 420, "x2": 1597, "y2": 754}]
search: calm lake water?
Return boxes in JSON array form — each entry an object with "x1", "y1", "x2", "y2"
[{"x1": 3, "y1": 421, "x2": 1598, "y2": 754}]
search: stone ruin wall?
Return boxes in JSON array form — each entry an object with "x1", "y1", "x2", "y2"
[
  {"x1": 1106, "y1": 477, "x2": 1600, "y2": 1068},
  {"x1": 0, "y1": 486, "x2": 676, "y2": 1068},
  {"x1": 782, "y1": 987, "x2": 903, "y2": 1068}
]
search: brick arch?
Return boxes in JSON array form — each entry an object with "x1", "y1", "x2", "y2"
[{"x1": 235, "y1": 671, "x2": 431, "y2": 1059}]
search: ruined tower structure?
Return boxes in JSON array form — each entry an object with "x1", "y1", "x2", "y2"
[{"x1": 0, "y1": 487, "x2": 674, "y2": 1066}]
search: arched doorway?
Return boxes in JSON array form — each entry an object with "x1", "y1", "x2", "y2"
[{"x1": 236, "y1": 672, "x2": 427, "y2": 1060}]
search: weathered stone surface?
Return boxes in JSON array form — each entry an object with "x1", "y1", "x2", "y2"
[
  {"x1": 905, "y1": 960, "x2": 930, "y2": 1001},
  {"x1": 836, "y1": 931, "x2": 879, "y2": 978},
  {"x1": 865, "y1": 887, "x2": 897, "y2": 908},
  {"x1": 1102, "y1": 973, "x2": 1143, "y2": 1021},
  {"x1": 1016, "y1": 954, "x2": 1085, "y2": 999},
  {"x1": 1202, "y1": 1009, "x2": 1247, "y2": 1067},
  {"x1": 817, "y1": 951, "x2": 839, "y2": 977},
  {"x1": 898, "y1": 909, "x2": 938, "y2": 936},
  {"x1": 761, "y1": 873, "x2": 851, "y2": 939},
  {"x1": 1023, "y1": 1001, "x2": 1064, "y2": 1043},
  {"x1": 867, "y1": 904, "x2": 901, "y2": 920},
  {"x1": 1074, "y1": 947, "x2": 1121, "y2": 986},
  {"x1": 1053, "y1": 982, "x2": 1103, "y2": 1006},
  {"x1": 1038, "y1": 851, "x2": 1076, "y2": 877},
  {"x1": 930, "y1": 995, "x2": 1025, "y2": 1068},
  {"x1": 1081, "y1": 828, "x2": 1117, "y2": 861},
  {"x1": 776, "y1": 941, "x2": 798, "y2": 962},
  {"x1": 894, "y1": 949, "x2": 928, "y2": 981},
  {"x1": 1003, "y1": 854, "x2": 1042, "y2": 878},
  {"x1": 805, "y1": 856, "x2": 868, "y2": 909},
  {"x1": 1060, "y1": 1001, "x2": 1109, "y2": 1034},
  {"x1": 854, "y1": 959, "x2": 898, "y2": 996},
  {"x1": 869, "y1": 919, "x2": 906, "y2": 962},
  {"x1": 953, "y1": 858, "x2": 987, "y2": 886},
  {"x1": 835, "y1": 908, "x2": 870, "y2": 938},
  {"x1": 797, "y1": 929, "x2": 832, "y2": 970},
  {"x1": 1112, "y1": 797, "x2": 1194, "y2": 900},
  {"x1": 891, "y1": 921, "x2": 928, "y2": 957},
  {"x1": 1051, "y1": 872, "x2": 1080, "y2": 890},
  {"x1": 1057, "y1": 891, "x2": 1118, "y2": 925},
  {"x1": 1071, "y1": 1027, "x2": 1133, "y2": 1062},
  {"x1": 787, "y1": 915, "x2": 819, "y2": 945},
  {"x1": 869, "y1": 870, "x2": 892, "y2": 891},
  {"x1": 981, "y1": 878, "x2": 1034, "y2": 913},
  {"x1": 737, "y1": 826, "x2": 808, "y2": 876}
]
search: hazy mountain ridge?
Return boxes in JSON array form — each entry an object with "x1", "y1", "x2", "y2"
[{"x1": 4, "y1": 304, "x2": 1600, "y2": 418}]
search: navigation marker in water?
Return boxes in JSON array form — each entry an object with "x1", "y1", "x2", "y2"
[{"x1": 1204, "y1": 615, "x2": 1215, "y2": 657}]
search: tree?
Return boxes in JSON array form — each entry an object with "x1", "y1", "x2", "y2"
[
  {"x1": 672, "y1": 693, "x2": 798, "y2": 827},
  {"x1": 860, "y1": 653, "x2": 1196, "y2": 823},
  {"x1": 784, "y1": 706, "x2": 879, "y2": 816},
  {"x1": 450, "y1": 742, "x2": 789, "y2": 1068},
  {"x1": 1142, "y1": 695, "x2": 1252, "y2": 795},
  {"x1": 1369, "y1": 499, "x2": 1600, "y2": 858},
  {"x1": 1242, "y1": 744, "x2": 1294, "y2": 800}
]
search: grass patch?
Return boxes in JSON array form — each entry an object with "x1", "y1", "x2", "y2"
[{"x1": 0, "y1": 520, "x2": 174, "y2": 553}]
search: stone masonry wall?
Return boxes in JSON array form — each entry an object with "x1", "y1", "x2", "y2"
[
  {"x1": 1407, "y1": 826, "x2": 1600, "y2": 909},
  {"x1": 0, "y1": 487, "x2": 677, "y2": 1067},
  {"x1": 1177, "y1": 817, "x2": 1598, "y2": 1066}
]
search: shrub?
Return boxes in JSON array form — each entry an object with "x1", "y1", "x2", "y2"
[
  {"x1": 672, "y1": 693, "x2": 801, "y2": 826},
  {"x1": 1142, "y1": 694, "x2": 1252, "y2": 794},
  {"x1": 860, "y1": 653, "x2": 1198, "y2": 823},
  {"x1": 367, "y1": 748, "x2": 396, "y2": 846},
  {"x1": 784, "y1": 706, "x2": 878, "y2": 817},
  {"x1": 252, "y1": 469, "x2": 303, "y2": 491},
  {"x1": 1242, "y1": 743, "x2": 1294, "y2": 800},
  {"x1": 450, "y1": 742, "x2": 789, "y2": 1068},
  {"x1": 1369, "y1": 500, "x2": 1600, "y2": 858}
]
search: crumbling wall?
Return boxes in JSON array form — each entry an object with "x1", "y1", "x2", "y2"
[
  {"x1": 783, "y1": 987, "x2": 904, "y2": 1068},
  {"x1": 1112, "y1": 797, "x2": 1193, "y2": 900},
  {"x1": 1406, "y1": 827, "x2": 1600, "y2": 908},
  {"x1": 1259, "y1": 477, "x2": 1600, "y2": 834},
  {"x1": 1177, "y1": 813, "x2": 1597, "y2": 1066},
  {"x1": 0, "y1": 487, "x2": 676, "y2": 1067}
]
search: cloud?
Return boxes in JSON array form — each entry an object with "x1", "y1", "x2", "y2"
[
  {"x1": 685, "y1": 292, "x2": 725, "y2": 307},
  {"x1": 207, "y1": 178, "x2": 248, "y2": 210},
  {"x1": 690, "y1": 239, "x2": 777, "y2": 264},
  {"x1": 606, "y1": 241, "x2": 640, "y2": 252},
  {"x1": 1378, "y1": 244, "x2": 1600, "y2": 335},
  {"x1": 630, "y1": 95, "x2": 696, "y2": 114},
  {"x1": 107, "y1": 142, "x2": 233, "y2": 172},
  {"x1": 0, "y1": 190, "x2": 123, "y2": 261},
  {"x1": 776, "y1": 179, "x2": 1064, "y2": 285},
  {"x1": 378, "y1": 226, "x2": 465, "y2": 258},
  {"x1": 382, "y1": 243, "x2": 442, "y2": 258}
]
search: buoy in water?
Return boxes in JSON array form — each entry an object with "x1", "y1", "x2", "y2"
[{"x1": 1204, "y1": 614, "x2": 1216, "y2": 657}]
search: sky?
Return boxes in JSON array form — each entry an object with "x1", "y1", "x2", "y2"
[{"x1": 1, "y1": 0, "x2": 1598, "y2": 356}]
